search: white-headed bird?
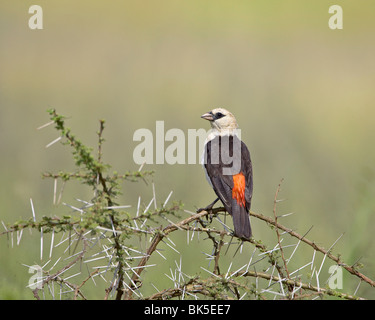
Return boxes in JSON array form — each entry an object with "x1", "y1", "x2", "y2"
[{"x1": 199, "y1": 108, "x2": 253, "y2": 240}]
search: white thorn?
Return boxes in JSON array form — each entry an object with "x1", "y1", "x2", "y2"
[
  {"x1": 37, "y1": 120, "x2": 55, "y2": 130},
  {"x1": 49, "y1": 229, "x2": 55, "y2": 258},
  {"x1": 45, "y1": 136, "x2": 62, "y2": 148},
  {"x1": 163, "y1": 191, "x2": 173, "y2": 208},
  {"x1": 40, "y1": 227, "x2": 43, "y2": 261},
  {"x1": 30, "y1": 198, "x2": 36, "y2": 222}
]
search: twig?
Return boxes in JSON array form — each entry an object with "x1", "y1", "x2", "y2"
[
  {"x1": 74, "y1": 268, "x2": 100, "y2": 300},
  {"x1": 272, "y1": 179, "x2": 292, "y2": 295},
  {"x1": 238, "y1": 270, "x2": 364, "y2": 300},
  {"x1": 32, "y1": 237, "x2": 88, "y2": 300},
  {"x1": 249, "y1": 210, "x2": 375, "y2": 288},
  {"x1": 123, "y1": 207, "x2": 224, "y2": 299}
]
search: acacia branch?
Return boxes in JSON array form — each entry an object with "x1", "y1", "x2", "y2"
[
  {"x1": 124, "y1": 201, "x2": 375, "y2": 299},
  {"x1": 123, "y1": 208, "x2": 224, "y2": 299},
  {"x1": 273, "y1": 179, "x2": 293, "y2": 295},
  {"x1": 249, "y1": 210, "x2": 375, "y2": 288},
  {"x1": 238, "y1": 270, "x2": 364, "y2": 300},
  {"x1": 144, "y1": 269, "x2": 364, "y2": 300},
  {"x1": 32, "y1": 236, "x2": 88, "y2": 300}
]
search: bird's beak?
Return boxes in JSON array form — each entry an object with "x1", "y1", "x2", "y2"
[{"x1": 201, "y1": 112, "x2": 214, "y2": 121}]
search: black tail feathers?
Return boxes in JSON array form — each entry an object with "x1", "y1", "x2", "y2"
[{"x1": 231, "y1": 201, "x2": 252, "y2": 240}]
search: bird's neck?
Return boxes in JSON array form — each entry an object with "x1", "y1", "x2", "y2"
[{"x1": 207, "y1": 127, "x2": 241, "y2": 141}]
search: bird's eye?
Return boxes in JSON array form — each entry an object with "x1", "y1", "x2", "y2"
[{"x1": 215, "y1": 112, "x2": 225, "y2": 119}]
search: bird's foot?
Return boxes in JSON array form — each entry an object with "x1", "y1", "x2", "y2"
[
  {"x1": 197, "y1": 205, "x2": 213, "y2": 213},
  {"x1": 197, "y1": 198, "x2": 219, "y2": 214}
]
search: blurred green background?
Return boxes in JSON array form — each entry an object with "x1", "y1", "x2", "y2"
[{"x1": 1, "y1": 1, "x2": 374, "y2": 299}]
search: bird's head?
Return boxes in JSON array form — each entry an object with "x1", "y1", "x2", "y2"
[{"x1": 201, "y1": 108, "x2": 238, "y2": 132}]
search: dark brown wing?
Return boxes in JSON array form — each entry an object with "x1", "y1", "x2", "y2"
[
  {"x1": 204, "y1": 135, "x2": 253, "y2": 239},
  {"x1": 241, "y1": 138, "x2": 253, "y2": 212}
]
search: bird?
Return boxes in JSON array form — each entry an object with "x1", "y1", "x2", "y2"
[{"x1": 199, "y1": 108, "x2": 253, "y2": 240}]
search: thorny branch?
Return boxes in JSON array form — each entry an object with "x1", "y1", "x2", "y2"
[
  {"x1": 249, "y1": 210, "x2": 375, "y2": 288},
  {"x1": 2, "y1": 110, "x2": 374, "y2": 300},
  {"x1": 32, "y1": 234, "x2": 88, "y2": 300},
  {"x1": 144, "y1": 270, "x2": 364, "y2": 301},
  {"x1": 123, "y1": 207, "x2": 225, "y2": 299},
  {"x1": 273, "y1": 179, "x2": 293, "y2": 296},
  {"x1": 123, "y1": 203, "x2": 374, "y2": 299}
]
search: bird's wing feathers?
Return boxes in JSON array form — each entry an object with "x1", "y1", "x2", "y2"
[
  {"x1": 204, "y1": 137, "x2": 233, "y2": 210},
  {"x1": 204, "y1": 135, "x2": 253, "y2": 211},
  {"x1": 241, "y1": 140, "x2": 253, "y2": 211}
]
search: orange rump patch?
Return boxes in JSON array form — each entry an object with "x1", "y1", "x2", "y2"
[{"x1": 232, "y1": 172, "x2": 246, "y2": 207}]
